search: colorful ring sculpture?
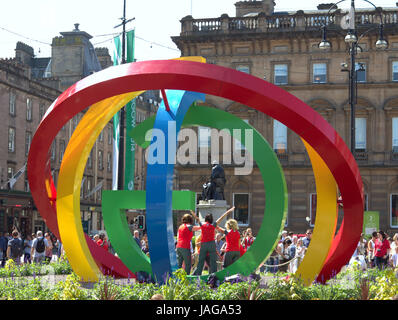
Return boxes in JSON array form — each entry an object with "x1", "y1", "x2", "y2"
[{"x1": 27, "y1": 58, "x2": 363, "y2": 285}]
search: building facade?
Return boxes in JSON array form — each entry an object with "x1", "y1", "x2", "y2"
[
  {"x1": 172, "y1": 0, "x2": 398, "y2": 235},
  {"x1": 0, "y1": 25, "x2": 159, "y2": 238}
]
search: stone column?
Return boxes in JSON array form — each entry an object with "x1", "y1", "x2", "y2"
[{"x1": 197, "y1": 199, "x2": 230, "y2": 228}]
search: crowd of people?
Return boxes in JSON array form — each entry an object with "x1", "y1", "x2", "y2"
[
  {"x1": 263, "y1": 229, "x2": 398, "y2": 274},
  {"x1": 2, "y1": 216, "x2": 397, "y2": 279},
  {"x1": 129, "y1": 209, "x2": 398, "y2": 277},
  {"x1": 0, "y1": 229, "x2": 63, "y2": 267}
]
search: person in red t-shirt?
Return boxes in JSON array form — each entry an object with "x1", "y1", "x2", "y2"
[
  {"x1": 193, "y1": 206, "x2": 235, "y2": 276},
  {"x1": 97, "y1": 233, "x2": 109, "y2": 252},
  {"x1": 176, "y1": 212, "x2": 201, "y2": 274},
  {"x1": 373, "y1": 230, "x2": 390, "y2": 270},
  {"x1": 217, "y1": 219, "x2": 240, "y2": 268}
]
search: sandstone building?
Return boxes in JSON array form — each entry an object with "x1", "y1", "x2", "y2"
[{"x1": 172, "y1": 0, "x2": 398, "y2": 235}]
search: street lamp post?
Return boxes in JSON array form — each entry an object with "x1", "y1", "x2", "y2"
[{"x1": 318, "y1": 0, "x2": 388, "y2": 155}]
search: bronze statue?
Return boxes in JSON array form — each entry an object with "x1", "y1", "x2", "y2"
[{"x1": 202, "y1": 161, "x2": 226, "y2": 200}]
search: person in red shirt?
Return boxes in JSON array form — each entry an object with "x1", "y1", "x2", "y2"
[
  {"x1": 217, "y1": 219, "x2": 241, "y2": 268},
  {"x1": 97, "y1": 233, "x2": 109, "y2": 252},
  {"x1": 193, "y1": 206, "x2": 235, "y2": 276},
  {"x1": 373, "y1": 230, "x2": 390, "y2": 270},
  {"x1": 176, "y1": 212, "x2": 201, "y2": 274}
]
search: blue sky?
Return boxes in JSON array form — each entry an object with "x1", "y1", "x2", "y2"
[{"x1": 0, "y1": 0, "x2": 395, "y2": 62}]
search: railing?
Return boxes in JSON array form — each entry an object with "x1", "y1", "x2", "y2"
[
  {"x1": 180, "y1": 8, "x2": 398, "y2": 35},
  {"x1": 192, "y1": 18, "x2": 221, "y2": 32},
  {"x1": 229, "y1": 17, "x2": 258, "y2": 30}
]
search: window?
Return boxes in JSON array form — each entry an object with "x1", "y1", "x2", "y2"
[
  {"x1": 73, "y1": 116, "x2": 79, "y2": 132},
  {"x1": 313, "y1": 63, "x2": 327, "y2": 83},
  {"x1": 24, "y1": 173, "x2": 30, "y2": 192},
  {"x1": 7, "y1": 166, "x2": 14, "y2": 180},
  {"x1": 273, "y1": 120, "x2": 287, "y2": 153},
  {"x1": 356, "y1": 63, "x2": 366, "y2": 83},
  {"x1": 107, "y1": 152, "x2": 112, "y2": 172},
  {"x1": 9, "y1": 92, "x2": 16, "y2": 116},
  {"x1": 87, "y1": 178, "x2": 92, "y2": 199},
  {"x1": 59, "y1": 140, "x2": 65, "y2": 163},
  {"x1": 51, "y1": 141, "x2": 56, "y2": 160},
  {"x1": 25, "y1": 131, "x2": 32, "y2": 156},
  {"x1": 98, "y1": 150, "x2": 103, "y2": 170},
  {"x1": 88, "y1": 150, "x2": 93, "y2": 168},
  {"x1": 309, "y1": 193, "x2": 317, "y2": 226},
  {"x1": 8, "y1": 127, "x2": 15, "y2": 152},
  {"x1": 390, "y1": 194, "x2": 398, "y2": 228},
  {"x1": 274, "y1": 64, "x2": 288, "y2": 85},
  {"x1": 355, "y1": 118, "x2": 367, "y2": 151},
  {"x1": 393, "y1": 117, "x2": 398, "y2": 152},
  {"x1": 364, "y1": 193, "x2": 368, "y2": 211},
  {"x1": 39, "y1": 103, "x2": 45, "y2": 120},
  {"x1": 99, "y1": 131, "x2": 104, "y2": 142},
  {"x1": 108, "y1": 126, "x2": 112, "y2": 145},
  {"x1": 234, "y1": 119, "x2": 249, "y2": 151},
  {"x1": 393, "y1": 61, "x2": 398, "y2": 82},
  {"x1": 233, "y1": 193, "x2": 250, "y2": 225},
  {"x1": 198, "y1": 126, "x2": 211, "y2": 148},
  {"x1": 26, "y1": 98, "x2": 32, "y2": 121},
  {"x1": 236, "y1": 65, "x2": 250, "y2": 74}
]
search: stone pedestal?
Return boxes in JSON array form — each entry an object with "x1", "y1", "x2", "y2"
[{"x1": 197, "y1": 199, "x2": 230, "y2": 228}]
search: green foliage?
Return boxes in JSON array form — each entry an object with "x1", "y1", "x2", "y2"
[
  {"x1": 159, "y1": 269, "x2": 206, "y2": 300},
  {"x1": 0, "y1": 259, "x2": 72, "y2": 278},
  {"x1": 0, "y1": 264, "x2": 396, "y2": 300},
  {"x1": 54, "y1": 273, "x2": 90, "y2": 300},
  {"x1": 93, "y1": 277, "x2": 125, "y2": 300},
  {"x1": 369, "y1": 268, "x2": 398, "y2": 300}
]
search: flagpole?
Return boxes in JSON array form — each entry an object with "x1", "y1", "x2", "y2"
[{"x1": 117, "y1": 0, "x2": 127, "y2": 190}]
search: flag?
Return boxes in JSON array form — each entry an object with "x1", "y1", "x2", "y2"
[
  {"x1": 340, "y1": 2, "x2": 355, "y2": 30},
  {"x1": 348, "y1": 1, "x2": 355, "y2": 30},
  {"x1": 124, "y1": 29, "x2": 136, "y2": 191},
  {"x1": 112, "y1": 29, "x2": 136, "y2": 191},
  {"x1": 8, "y1": 164, "x2": 26, "y2": 189},
  {"x1": 85, "y1": 180, "x2": 103, "y2": 199},
  {"x1": 112, "y1": 34, "x2": 122, "y2": 190}
]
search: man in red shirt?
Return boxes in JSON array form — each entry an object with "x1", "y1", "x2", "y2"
[{"x1": 373, "y1": 230, "x2": 390, "y2": 270}]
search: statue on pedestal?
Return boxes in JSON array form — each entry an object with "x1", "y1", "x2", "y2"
[{"x1": 202, "y1": 161, "x2": 226, "y2": 201}]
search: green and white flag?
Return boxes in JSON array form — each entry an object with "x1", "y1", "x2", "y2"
[
  {"x1": 112, "y1": 30, "x2": 136, "y2": 191},
  {"x1": 124, "y1": 30, "x2": 136, "y2": 191},
  {"x1": 112, "y1": 34, "x2": 122, "y2": 190}
]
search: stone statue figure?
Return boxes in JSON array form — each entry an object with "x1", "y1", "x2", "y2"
[{"x1": 202, "y1": 162, "x2": 226, "y2": 200}]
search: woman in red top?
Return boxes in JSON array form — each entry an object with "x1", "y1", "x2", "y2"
[
  {"x1": 373, "y1": 230, "x2": 390, "y2": 270},
  {"x1": 217, "y1": 219, "x2": 241, "y2": 268},
  {"x1": 97, "y1": 233, "x2": 109, "y2": 251},
  {"x1": 176, "y1": 212, "x2": 201, "y2": 274},
  {"x1": 193, "y1": 206, "x2": 235, "y2": 276}
]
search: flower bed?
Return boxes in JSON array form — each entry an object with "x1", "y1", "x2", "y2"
[{"x1": 0, "y1": 261, "x2": 396, "y2": 300}]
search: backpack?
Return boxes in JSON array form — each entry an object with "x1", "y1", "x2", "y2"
[
  {"x1": 36, "y1": 237, "x2": 45, "y2": 253},
  {"x1": 10, "y1": 238, "x2": 23, "y2": 258}
]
